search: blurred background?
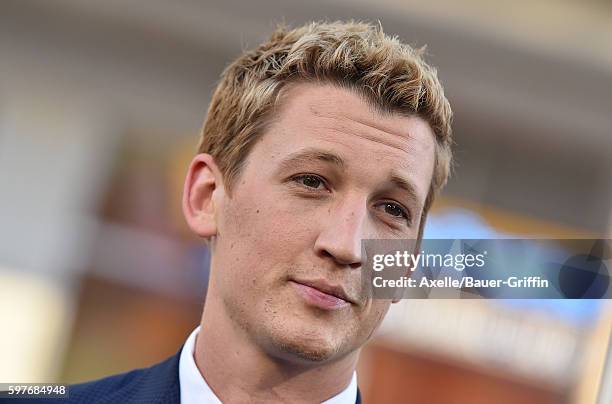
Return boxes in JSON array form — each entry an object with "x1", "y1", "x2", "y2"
[{"x1": 1, "y1": 0, "x2": 611, "y2": 403}]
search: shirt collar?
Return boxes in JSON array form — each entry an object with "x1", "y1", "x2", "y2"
[{"x1": 179, "y1": 326, "x2": 357, "y2": 404}]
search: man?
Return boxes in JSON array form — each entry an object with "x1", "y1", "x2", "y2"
[{"x1": 8, "y1": 20, "x2": 452, "y2": 403}]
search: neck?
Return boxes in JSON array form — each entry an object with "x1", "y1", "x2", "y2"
[{"x1": 194, "y1": 286, "x2": 358, "y2": 403}]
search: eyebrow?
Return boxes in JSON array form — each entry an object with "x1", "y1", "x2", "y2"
[
  {"x1": 277, "y1": 148, "x2": 346, "y2": 172},
  {"x1": 388, "y1": 170, "x2": 422, "y2": 207}
]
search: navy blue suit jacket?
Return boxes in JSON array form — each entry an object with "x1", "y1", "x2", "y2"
[{"x1": 2, "y1": 351, "x2": 362, "y2": 403}]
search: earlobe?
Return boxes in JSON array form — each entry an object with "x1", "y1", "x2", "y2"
[{"x1": 182, "y1": 154, "x2": 223, "y2": 238}]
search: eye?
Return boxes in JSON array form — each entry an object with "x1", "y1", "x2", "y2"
[
  {"x1": 377, "y1": 201, "x2": 411, "y2": 224},
  {"x1": 292, "y1": 174, "x2": 327, "y2": 190}
]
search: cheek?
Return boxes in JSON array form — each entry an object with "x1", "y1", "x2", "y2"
[
  {"x1": 356, "y1": 300, "x2": 391, "y2": 339},
  {"x1": 217, "y1": 187, "x2": 315, "y2": 276},
  {"x1": 230, "y1": 185, "x2": 320, "y2": 243}
]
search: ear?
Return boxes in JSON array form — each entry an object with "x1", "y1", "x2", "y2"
[{"x1": 182, "y1": 153, "x2": 224, "y2": 238}]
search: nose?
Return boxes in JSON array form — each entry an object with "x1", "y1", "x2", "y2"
[{"x1": 314, "y1": 196, "x2": 368, "y2": 268}]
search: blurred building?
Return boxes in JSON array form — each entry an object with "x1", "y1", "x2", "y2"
[{"x1": 1, "y1": 1, "x2": 611, "y2": 403}]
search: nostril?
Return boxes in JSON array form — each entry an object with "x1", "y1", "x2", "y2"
[
  {"x1": 320, "y1": 249, "x2": 335, "y2": 260},
  {"x1": 349, "y1": 262, "x2": 361, "y2": 270},
  {"x1": 317, "y1": 246, "x2": 361, "y2": 268}
]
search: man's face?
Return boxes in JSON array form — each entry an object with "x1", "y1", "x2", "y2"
[{"x1": 209, "y1": 83, "x2": 435, "y2": 364}]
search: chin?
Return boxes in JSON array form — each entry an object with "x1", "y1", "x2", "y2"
[
  {"x1": 277, "y1": 338, "x2": 338, "y2": 363},
  {"x1": 263, "y1": 321, "x2": 351, "y2": 364}
]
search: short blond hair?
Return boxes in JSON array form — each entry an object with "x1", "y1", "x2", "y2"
[{"x1": 198, "y1": 20, "x2": 453, "y2": 239}]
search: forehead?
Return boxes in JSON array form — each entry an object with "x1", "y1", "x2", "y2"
[{"x1": 253, "y1": 82, "x2": 436, "y2": 203}]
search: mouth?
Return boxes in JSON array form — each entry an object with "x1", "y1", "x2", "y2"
[{"x1": 289, "y1": 279, "x2": 355, "y2": 310}]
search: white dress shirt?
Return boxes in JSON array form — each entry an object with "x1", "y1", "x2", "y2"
[{"x1": 179, "y1": 327, "x2": 358, "y2": 404}]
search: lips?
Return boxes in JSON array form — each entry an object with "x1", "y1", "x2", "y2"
[{"x1": 290, "y1": 279, "x2": 355, "y2": 310}]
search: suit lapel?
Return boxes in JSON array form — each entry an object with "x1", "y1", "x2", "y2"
[{"x1": 125, "y1": 351, "x2": 181, "y2": 404}]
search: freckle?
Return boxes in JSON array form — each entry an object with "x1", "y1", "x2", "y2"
[{"x1": 256, "y1": 209, "x2": 260, "y2": 213}]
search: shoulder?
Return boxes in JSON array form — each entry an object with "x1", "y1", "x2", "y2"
[
  {"x1": 1, "y1": 352, "x2": 181, "y2": 404},
  {"x1": 70, "y1": 351, "x2": 182, "y2": 404}
]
